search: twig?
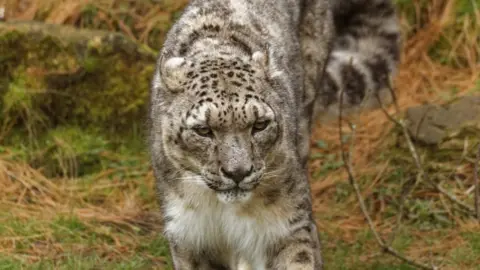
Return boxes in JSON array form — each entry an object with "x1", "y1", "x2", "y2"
[
  {"x1": 475, "y1": 144, "x2": 480, "y2": 221},
  {"x1": 373, "y1": 92, "x2": 425, "y2": 244},
  {"x1": 338, "y1": 88, "x2": 435, "y2": 270}
]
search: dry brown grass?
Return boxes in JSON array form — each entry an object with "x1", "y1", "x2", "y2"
[{"x1": 0, "y1": 149, "x2": 163, "y2": 264}]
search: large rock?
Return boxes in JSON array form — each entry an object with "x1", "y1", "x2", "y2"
[
  {"x1": 0, "y1": 22, "x2": 157, "y2": 135},
  {"x1": 406, "y1": 95, "x2": 480, "y2": 145}
]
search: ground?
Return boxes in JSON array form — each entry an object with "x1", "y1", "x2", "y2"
[{"x1": 0, "y1": 0, "x2": 479, "y2": 269}]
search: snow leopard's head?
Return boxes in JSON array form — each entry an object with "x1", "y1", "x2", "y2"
[{"x1": 150, "y1": 51, "x2": 297, "y2": 204}]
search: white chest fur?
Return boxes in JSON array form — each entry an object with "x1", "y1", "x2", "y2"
[{"x1": 164, "y1": 189, "x2": 292, "y2": 269}]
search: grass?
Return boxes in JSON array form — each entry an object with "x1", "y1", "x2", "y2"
[{"x1": 1, "y1": 0, "x2": 480, "y2": 269}]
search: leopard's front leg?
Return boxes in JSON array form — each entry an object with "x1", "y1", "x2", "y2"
[
  {"x1": 168, "y1": 241, "x2": 229, "y2": 270},
  {"x1": 267, "y1": 221, "x2": 322, "y2": 270}
]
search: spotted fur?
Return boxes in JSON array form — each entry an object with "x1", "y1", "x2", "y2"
[{"x1": 149, "y1": 0, "x2": 400, "y2": 269}]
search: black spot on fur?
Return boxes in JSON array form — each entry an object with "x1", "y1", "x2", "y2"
[
  {"x1": 365, "y1": 56, "x2": 389, "y2": 90},
  {"x1": 163, "y1": 215, "x2": 173, "y2": 223},
  {"x1": 288, "y1": 214, "x2": 304, "y2": 225},
  {"x1": 341, "y1": 63, "x2": 366, "y2": 105},
  {"x1": 229, "y1": 35, "x2": 253, "y2": 55},
  {"x1": 318, "y1": 72, "x2": 338, "y2": 107},
  {"x1": 295, "y1": 198, "x2": 311, "y2": 211},
  {"x1": 179, "y1": 43, "x2": 188, "y2": 55},
  {"x1": 264, "y1": 189, "x2": 281, "y2": 205},
  {"x1": 294, "y1": 251, "x2": 311, "y2": 264}
]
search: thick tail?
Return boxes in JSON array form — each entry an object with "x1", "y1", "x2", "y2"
[{"x1": 313, "y1": 0, "x2": 401, "y2": 120}]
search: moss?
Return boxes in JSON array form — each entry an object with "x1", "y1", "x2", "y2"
[
  {"x1": 22, "y1": 126, "x2": 110, "y2": 177},
  {"x1": 0, "y1": 22, "x2": 156, "y2": 138},
  {"x1": 4, "y1": 76, "x2": 34, "y2": 112},
  {"x1": 3, "y1": 124, "x2": 149, "y2": 178},
  {"x1": 1, "y1": 67, "x2": 50, "y2": 141}
]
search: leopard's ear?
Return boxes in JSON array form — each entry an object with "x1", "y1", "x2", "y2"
[
  {"x1": 160, "y1": 57, "x2": 191, "y2": 92},
  {"x1": 252, "y1": 51, "x2": 267, "y2": 68},
  {"x1": 251, "y1": 51, "x2": 283, "y2": 78}
]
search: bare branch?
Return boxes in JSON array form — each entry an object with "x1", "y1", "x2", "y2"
[{"x1": 475, "y1": 144, "x2": 480, "y2": 221}]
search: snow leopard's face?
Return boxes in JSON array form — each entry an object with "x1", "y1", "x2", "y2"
[{"x1": 153, "y1": 52, "x2": 289, "y2": 203}]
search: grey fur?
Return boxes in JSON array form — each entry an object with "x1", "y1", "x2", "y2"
[{"x1": 148, "y1": 0, "x2": 400, "y2": 269}]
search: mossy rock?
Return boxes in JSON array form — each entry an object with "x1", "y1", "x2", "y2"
[{"x1": 0, "y1": 21, "x2": 157, "y2": 137}]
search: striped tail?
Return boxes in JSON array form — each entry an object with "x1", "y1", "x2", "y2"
[{"x1": 314, "y1": 0, "x2": 401, "y2": 120}]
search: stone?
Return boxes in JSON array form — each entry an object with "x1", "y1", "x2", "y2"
[{"x1": 406, "y1": 95, "x2": 480, "y2": 145}]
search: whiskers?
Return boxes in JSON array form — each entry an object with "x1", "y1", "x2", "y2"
[
  {"x1": 175, "y1": 175, "x2": 206, "y2": 186},
  {"x1": 262, "y1": 167, "x2": 287, "y2": 180}
]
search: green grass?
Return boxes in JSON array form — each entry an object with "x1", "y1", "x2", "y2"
[{"x1": 1, "y1": 254, "x2": 160, "y2": 270}]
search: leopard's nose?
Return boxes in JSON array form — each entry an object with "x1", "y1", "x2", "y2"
[{"x1": 220, "y1": 165, "x2": 254, "y2": 184}]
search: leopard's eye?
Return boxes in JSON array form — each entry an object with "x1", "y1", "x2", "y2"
[
  {"x1": 193, "y1": 126, "x2": 213, "y2": 137},
  {"x1": 252, "y1": 120, "x2": 270, "y2": 133}
]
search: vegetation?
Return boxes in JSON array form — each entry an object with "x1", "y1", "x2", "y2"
[{"x1": 0, "y1": 0, "x2": 479, "y2": 269}]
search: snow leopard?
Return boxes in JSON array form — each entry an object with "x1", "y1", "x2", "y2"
[{"x1": 148, "y1": 0, "x2": 400, "y2": 269}]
